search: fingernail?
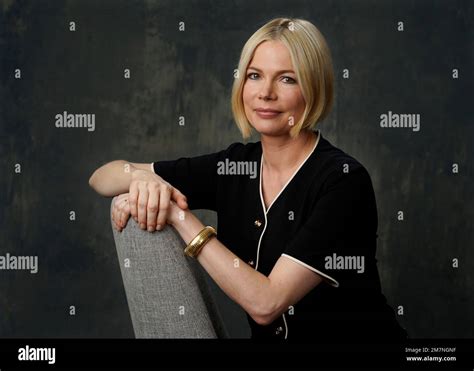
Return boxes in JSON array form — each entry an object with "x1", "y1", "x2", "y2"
[
  {"x1": 140, "y1": 223, "x2": 146, "y2": 230},
  {"x1": 156, "y1": 224, "x2": 162, "y2": 230},
  {"x1": 147, "y1": 226, "x2": 154, "y2": 232}
]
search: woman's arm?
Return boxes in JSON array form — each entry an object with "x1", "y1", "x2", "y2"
[
  {"x1": 89, "y1": 160, "x2": 152, "y2": 197},
  {"x1": 90, "y1": 161, "x2": 188, "y2": 232},
  {"x1": 168, "y1": 203, "x2": 323, "y2": 326}
]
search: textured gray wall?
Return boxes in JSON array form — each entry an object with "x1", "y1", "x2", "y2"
[{"x1": 0, "y1": 0, "x2": 472, "y2": 338}]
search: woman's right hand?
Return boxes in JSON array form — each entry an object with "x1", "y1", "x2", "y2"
[
  {"x1": 128, "y1": 169, "x2": 188, "y2": 232},
  {"x1": 111, "y1": 193, "x2": 132, "y2": 232}
]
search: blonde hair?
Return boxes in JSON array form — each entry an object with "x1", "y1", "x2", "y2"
[{"x1": 231, "y1": 18, "x2": 334, "y2": 139}]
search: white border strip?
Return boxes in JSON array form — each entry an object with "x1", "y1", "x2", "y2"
[
  {"x1": 281, "y1": 253, "x2": 340, "y2": 288},
  {"x1": 282, "y1": 313, "x2": 288, "y2": 339}
]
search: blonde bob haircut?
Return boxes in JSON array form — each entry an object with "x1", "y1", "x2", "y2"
[{"x1": 231, "y1": 17, "x2": 335, "y2": 139}]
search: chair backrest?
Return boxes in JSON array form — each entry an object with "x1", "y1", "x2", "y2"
[{"x1": 111, "y1": 199, "x2": 228, "y2": 338}]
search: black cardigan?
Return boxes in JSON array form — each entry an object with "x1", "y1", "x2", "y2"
[{"x1": 153, "y1": 130, "x2": 408, "y2": 341}]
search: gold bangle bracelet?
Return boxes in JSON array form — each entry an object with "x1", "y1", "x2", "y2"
[{"x1": 184, "y1": 226, "x2": 217, "y2": 258}]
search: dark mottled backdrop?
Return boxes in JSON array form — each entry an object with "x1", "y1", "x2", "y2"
[{"x1": 0, "y1": 0, "x2": 472, "y2": 338}]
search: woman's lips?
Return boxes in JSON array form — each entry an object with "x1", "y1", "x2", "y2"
[{"x1": 255, "y1": 110, "x2": 282, "y2": 119}]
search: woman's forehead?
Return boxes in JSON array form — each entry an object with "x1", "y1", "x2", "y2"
[{"x1": 249, "y1": 40, "x2": 293, "y2": 71}]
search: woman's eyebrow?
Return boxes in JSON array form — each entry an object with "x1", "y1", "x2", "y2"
[{"x1": 247, "y1": 66, "x2": 295, "y2": 74}]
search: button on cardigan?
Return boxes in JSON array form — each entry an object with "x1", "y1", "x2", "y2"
[{"x1": 152, "y1": 130, "x2": 408, "y2": 341}]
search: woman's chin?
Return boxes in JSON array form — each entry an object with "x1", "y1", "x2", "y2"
[{"x1": 251, "y1": 121, "x2": 290, "y2": 136}]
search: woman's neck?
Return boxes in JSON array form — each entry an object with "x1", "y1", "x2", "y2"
[{"x1": 261, "y1": 129, "x2": 317, "y2": 174}]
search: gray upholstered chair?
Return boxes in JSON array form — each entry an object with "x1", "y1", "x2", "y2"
[{"x1": 110, "y1": 199, "x2": 228, "y2": 338}]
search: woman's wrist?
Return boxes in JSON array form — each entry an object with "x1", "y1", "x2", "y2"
[
  {"x1": 168, "y1": 201, "x2": 184, "y2": 227},
  {"x1": 168, "y1": 203, "x2": 204, "y2": 245}
]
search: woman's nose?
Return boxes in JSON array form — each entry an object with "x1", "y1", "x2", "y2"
[{"x1": 258, "y1": 82, "x2": 276, "y2": 100}]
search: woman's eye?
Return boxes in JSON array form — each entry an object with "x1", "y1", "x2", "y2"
[
  {"x1": 282, "y1": 76, "x2": 296, "y2": 84},
  {"x1": 246, "y1": 73, "x2": 295, "y2": 83}
]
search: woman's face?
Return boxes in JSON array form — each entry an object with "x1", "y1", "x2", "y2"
[{"x1": 242, "y1": 40, "x2": 306, "y2": 137}]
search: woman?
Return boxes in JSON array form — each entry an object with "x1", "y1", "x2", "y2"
[{"x1": 89, "y1": 17, "x2": 407, "y2": 341}]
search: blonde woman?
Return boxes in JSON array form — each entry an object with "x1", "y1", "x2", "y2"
[{"x1": 90, "y1": 18, "x2": 407, "y2": 341}]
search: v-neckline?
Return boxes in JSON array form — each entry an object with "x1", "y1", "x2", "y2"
[{"x1": 258, "y1": 130, "x2": 321, "y2": 215}]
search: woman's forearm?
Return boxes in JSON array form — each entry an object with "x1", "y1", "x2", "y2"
[
  {"x1": 170, "y1": 209, "x2": 277, "y2": 325},
  {"x1": 89, "y1": 160, "x2": 138, "y2": 197}
]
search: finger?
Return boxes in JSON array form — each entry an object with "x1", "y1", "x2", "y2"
[
  {"x1": 111, "y1": 198, "x2": 116, "y2": 222},
  {"x1": 156, "y1": 184, "x2": 171, "y2": 229},
  {"x1": 146, "y1": 186, "x2": 159, "y2": 232},
  {"x1": 118, "y1": 198, "x2": 128, "y2": 227},
  {"x1": 111, "y1": 210, "x2": 118, "y2": 230},
  {"x1": 115, "y1": 200, "x2": 127, "y2": 230},
  {"x1": 129, "y1": 182, "x2": 139, "y2": 220},
  {"x1": 120, "y1": 200, "x2": 131, "y2": 229},
  {"x1": 123, "y1": 198, "x2": 131, "y2": 215},
  {"x1": 137, "y1": 183, "x2": 148, "y2": 229},
  {"x1": 112, "y1": 198, "x2": 121, "y2": 230},
  {"x1": 171, "y1": 187, "x2": 188, "y2": 209},
  {"x1": 111, "y1": 196, "x2": 118, "y2": 220},
  {"x1": 114, "y1": 215, "x2": 122, "y2": 231}
]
